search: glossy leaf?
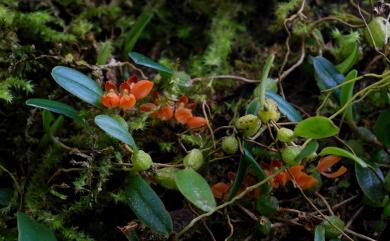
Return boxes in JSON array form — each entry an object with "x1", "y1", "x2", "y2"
[
  {"x1": 265, "y1": 92, "x2": 303, "y2": 122},
  {"x1": 124, "y1": 175, "x2": 173, "y2": 237},
  {"x1": 227, "y1": 151, "x2": 249, "y2": 200},
  {"x1": 51, "y1": 66, "x2": 103, "y2": 107},
  {"x1": 294, "y1": 140, "x2": 319, "y2": 163},
  {"x1": 294, "y1": 116, "x2": 339, "y2": 139},
  {"x1": 313, "y1": 56, "x2": 344, "y2": 94},
  {"x1": 129, "y1": 52, "x2": 172, "y2": 74},
  {"x1": 355, "y1": 162, "x2": 386, "y2": 205},
  {"x1": 95, "y1": 115, "x2": 137, "y2": 150},
  {"x1": 176, "y1": 168, "x2": 216, "y2": 212},
  {"x1": 123, "y1": 12, "x2": 153, "y2": 55},
  {"x1": 17, "y1": 212, "x2": 57, "y2": 241},
  {"x1": 336, "y1": 43, "x2": 359, "y2": 74},
  {"x1": 26, "y1": 98, "x2": 81, "y2": 121},
  {"x1": 319, "y1": 147, "x2": 368, "y2": 168},
  {"x1": 340, "y1": 70, "x2": 357, "y2": 123},
  {"x1": 374, "y1": 109, "x2": 390, "y2": 148},
  {"x1": 314, "y1": 225, "x2": 325, "y2": 241}
]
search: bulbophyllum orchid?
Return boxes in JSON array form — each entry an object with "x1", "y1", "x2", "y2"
[{"x1": 316, "y1": 155, "x2": 347, "y2": 179}]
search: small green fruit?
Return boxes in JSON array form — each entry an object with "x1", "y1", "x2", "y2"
[
  {"x1": 258, "y1": 216, "x2": 272, "y2": 235},
  {"x1": 281, "y1": 146, "x2": 302, "y2": 165},
  {"x1": 183, "y1": 149, "x2": 204, "y2": 170},
  {"x1": 221, "y1": 135, "x2": 239, "y2": 154},
  {"x1": 383, "y1": 201, "x2": 390, "y2": 218},
  {"x1": 321, "y1": 216, "x2": 345, "y2": 239},
  {"x1": 276, "y1": 128, "x2": 294, "y2": 143},
  {"x1": 131, "y1": 150, "x2": 153, "y2": 171},
  {"x1": 235, "y1": 114, "x2": 261, "y2": 137},
  {"x1": 364, "y1": 17, "x2": 390, "y2": 48},
  {"x1": 155, "y1": 167, "x2": 179, "y2": 190},
  {"x1": 258, "y1": 98, "x2": 280, "y2": 123}
]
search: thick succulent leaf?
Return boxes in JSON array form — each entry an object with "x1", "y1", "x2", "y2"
[
  {"x1": 129, "y1": 52, "x2": 172, "y2": 74},
  {"x1": 17, "y1": 212, "x2": 57, "y2": 241},
  {"x1": 51, "y1": 66, "x2": 103, "y2": 107},
  {"x1": 294, "y1": 116, "x2": 339, "y2": 139},
  {"x1": 95, "y1": 115, "x2": 137, "y2": 150},
  {"x1": 355, "y1": 163, "x2": 386, "y2": 205},
  {"x1": 124, "y1": 175, "x2": 173, "y2": 237},
  {"x1": 26, "y1": 98, "x2": 81, "y2": 121},
  {"x1": 313, "y1": 56, "x2": 344, "y2": 94},
  {"x1": 294, "y1": 140, "x2": 319, "y2": 163},
  {"x1": 319, "y1": 147, "x2": 368, "y2": 168},
  {"x1": 175, "y1": 168, "x2": 216, "y2": 212}
]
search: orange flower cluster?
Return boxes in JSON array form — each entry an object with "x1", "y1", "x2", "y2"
[
  {"x1": 140, "y1": 95, "x2": 208, "y2": 129},
  {"x1": 211, "y1": 172, "x2": 261, "y2": 200},
  {"x1": 101, "y1": 75, "x2": 154, "y2": 110}
]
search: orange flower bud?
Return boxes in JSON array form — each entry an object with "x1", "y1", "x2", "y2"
[
  {"x1": 125, "y1": 75, "x2": 138, "y2": 85},
  {"x1": 153, "y1": 105, "x2": 174, "y2": 121},
  {"x1": 140, "y1": 103, "x2": 157, "y2": 112},
  {"x1": 211, "y1": 182, "x2": 231, "y2": 199},
  {"x1": 131, "y1": 80, "x2": 154, "y2": 100},
  {"x1": 101, "y1": 91, "x2": 120, "y2": 108},
  {"x1": 186, "y1": 116, "x2": 207, "y2": 129},
  {"x1": 175, "y1": 107, "x2": 193, "y2": 124},
  {"x1": 288, "y1": 165, "x2": 318, "y2": 190},
  {"x1": 119, "y1": 93, "x2": 136, "y2": 110},
  {"x1": 120, "y1": 82, "x2": 132, "y2": 94}
]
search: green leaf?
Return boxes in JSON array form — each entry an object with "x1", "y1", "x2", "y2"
[
  {"x1": 319, "y1": 147, "x2": 368, "y2": 168},
  {"x1": 95, "y1": 115, "x2": 137, "y2": 150},
  {"x1": 51, "y1": 66, "x2": 103, "y2": 107},
  {"x1": 123, "y1": 13, "x2": 153, "y2": 55},
  {"x1": 17, "y1": 212, "x2": 57, "y2": 241},
  {"x1": 336, "y1": 43, "x2": 360, "y2": 74},
  {"x1": 340, "y1": 70, "x2": 357, "y2": 123},
  {"x1": 374, "y1": 109, "x2": 390, "y2": 148},
  {"x1": 129, "y1": 52, "x2": 172, "y2": 74},
  {"x1": 124, "y1": 175, "x2": 173, "y2": 237},
  {"x1": 26, "y1": 98, "x2": 81, "y2": 121},
  {"x1": 313, "y1": 56, "x2": 344, "y2": 94},
  {"x1": 355, "y1": 162, "x2": 386, "y2": 205},
  {"x1": 294, "y1": 116, "x2": 339, "y2": 139},
  {"x1": 42, "y1": 111, "x2": 53, "y2": 133},
  {"x1": 175, "y1": 168, "x2": 216, "y2": 212},
  {"x1": 242, "y1": 144, "x2": 270, "y2": 194},
  {"x1": 314, "y1": 225, "x2": 325, "y2": 241},
  {"x1": 227, "y1": 151, "x2": 249, "y2": 200},
  {"x1": 294, "y1": 140, "x2": 319, "y2": 163}
]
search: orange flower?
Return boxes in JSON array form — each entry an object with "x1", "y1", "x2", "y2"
[
  {"x1": 261, "y1": 160, "x2": 289, "y2": 188},
  {"x1": 101, "y1": 90, "x2": 120, "y2": 108},
  {"x1": 140, "y1": 103, "x2": 157, "y2": 112},
  {"x1": 316, "y1": 155, "x2": 347, "y2": 179},
  {"x1": 153, "y1": 105, "x2": 174, "y2": 121},
  {"x1": 175, "y1": 106, "x2": 193, "y2": 124},
  {"x1": 131, "y1": 80, "x2": 154, "y2": 100},
  {"x1": 288, "y1": 165, "x2": 318, "y2": 190},
  {"x1": 186, "y1": 116, "x2": 208, "y2": 129},
  {"x1": 211, "y1": 182, "x2": 231, "y2": 199},
  {"x1": 119, "y1": 94, "x2": 136, "y2": 110}
]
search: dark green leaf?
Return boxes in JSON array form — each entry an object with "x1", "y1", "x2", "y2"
[
  {"x1": 314, "y1": 225, "x2": 325, "y2": 241},
  {"x1": 123, "y1": 13, "x2": 153, "y2": 55},
  {"x1": 374, "y1": 109, "x2": 390, "y2": 148},
  {"x1": 294, "y1": 140, "x2": 319, "y2": 163},
  {"x1": 227, "y1": 151, "x2": 249, "y2": 200},
  {"x1": 265, "y1": 92, "x2": 303, "y2": 122},
  {"x1": 175, "y1": 168, "x2": 216, "y2": 212},
  {"x1": 129, "y1": 52, "x2": 172, "y2": 74},
  {"x1": 294, "y1": 116, "x2": 339, "y2": 139},
  {"x1": 340, "y1": 70, "x2": 357, "y2": 123},
  {"x1": 51, "y1": 66, "x2": 103, "y2": 107},
  {"x1": 42, "y1": 111, "x2": 53, "y2": 133},
  {"x1": 313, "y1": 56, "x2": 344, "y2": 94},
  {"x1": 26, "y1": 98, "x2": 81, "y2": 121},
  {"x1": 95, "y1": 115, "x2": 137, "y2": 150},
  {"x1": 355, "y1": 163, "x2": 386, "y2": 205},
  {"x1": 336, "y1": 43, "x2": 360, "y2": 74},
  {"x1": 124, "y1": 175, "x2": 173, "y2": 237},
  {"x1": 319, "y1": 147, "x2": 368, "y2": 168},
  {"x1": 17, "y1": 212, "x2": 57, "y2": 241}
]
